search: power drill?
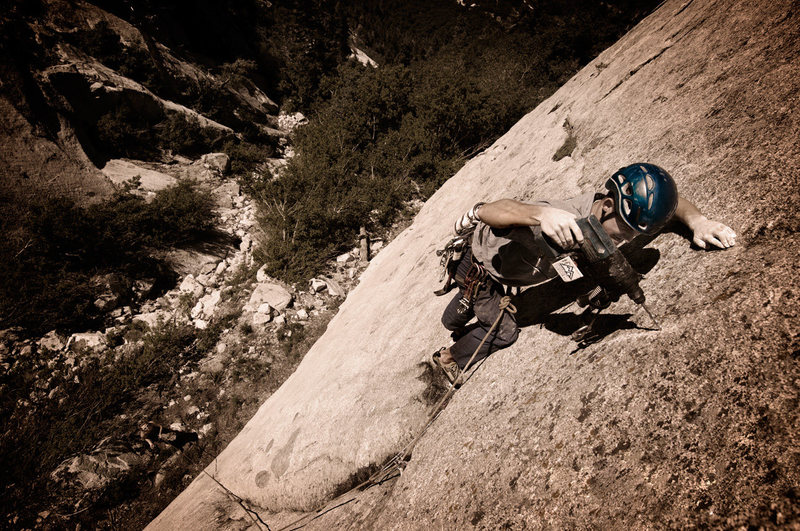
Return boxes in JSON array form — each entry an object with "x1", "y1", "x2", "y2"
[{"x1": 534, "y1": 215, "x2": 660, "y2": 341}]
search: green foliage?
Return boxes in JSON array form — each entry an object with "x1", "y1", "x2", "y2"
[{"x1": 0, "y1": 182, "x2": 215, "y2": 334}]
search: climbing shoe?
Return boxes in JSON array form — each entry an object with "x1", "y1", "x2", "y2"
[{"x1": 432, "y1": 348, "x2": 461, "y2": 387}]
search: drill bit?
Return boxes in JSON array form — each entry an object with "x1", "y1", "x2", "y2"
[{"x1": 641, "y1": 303, "x2": 661, "y2": 330}]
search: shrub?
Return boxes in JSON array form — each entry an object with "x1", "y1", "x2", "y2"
[
  {"x1": 95, "y1": 101, "x2": 163, "y2": 160},
  {"x1": 155, "y1": 113, "x2": 223, "y2": 157},
  {"x1": 0, "y1": 182, "x2": 215, "y2": 334}
]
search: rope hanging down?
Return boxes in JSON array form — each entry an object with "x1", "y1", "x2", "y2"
[{"x1": 278, "y1": 296, "x2": 517, "y2": 531}]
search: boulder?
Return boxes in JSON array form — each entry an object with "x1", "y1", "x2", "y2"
[
  {"x1": 200, "y1": 153, "x2": 230, "y2": 174},
  {"x1": 310, "y1": 278, "x2": 328, "y2": 293},
  {"x1": 198, "y1": 290, "x2": 221, "y2": 319},
  {"x1": 240, "y1": 235, "x2": 252, "y2": 253},
  {"x1": 336, "y1": 252, "x2": 353, "y2": 264},
  {"x1": 245, "y1": 283, "x2": 293, "y2": 312},
  {"x1": 212, "y1": 181, "x2": 240, "y2": 209},
  {"x1": 38, "y1": 331, "x2": 65, "y2": 352},
  {"x1": 296, "y1": 309, "x2": 309, "y2": 321},
  {"x1": 179, "y1": 275, "x2": 205, "y2": 298},
  {"x1": 52, "y1": 445, "x2": 150, "y2": 491},
  {"x1": 252, "y1": 312, "x2": 272, "y2": 326},
  {"x1": 323, "y1": 277, "x2": 346, "y2": 298},
  {"x1": 256, "y1": 265, "x2": 270, "y2": 283},
  {"x1": 133, "y1": 310, "x2": 169, "y2": 330},
  {"x1": 199, "y1": 261, "x2": 217, "y2": 276},
  {"x1": 277, "y1": 111, "x2": 308, "y2": 132},
  {"x1": 67, "y1": 332, "x2": 107, "y2": 351},
  {"x1": 101, "y1": 160, "x2": 177, "y2": 192}
]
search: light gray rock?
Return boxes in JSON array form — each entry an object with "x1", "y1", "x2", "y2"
[
  {"x1": 94, "y1": 292, "x2": 119, "y2": 312},
  {"x1": 296, "y1": 309, "x2": 309, "y2": 321},
  {"x1": 277, "y1": 111, "x2": 308, "y2": 131},
  {"x1": 133, "y1": 310, "x2": 169, "y2": 330},
  {"x1": 38, "y1": 330, "x2": 65, "y2": 351},
  {"x1": 52, "y1": 446, "x2": 149, "y2": 491},
  {"x1": 179, "y1": 275, "x2": 205, "y2": 298},
  {"x1": 323, "y1": 277, "x2": 345, "y2": 298},
  {"x1": 67, "y1": 332, "x2": 106, "y2": 351},
  {"x1": 240, "y1": 235, "x2": 252, "y2": 253},
  {"x1": 199, "y1": 355, "x2": 225, "y2": 375},
  {"x1": 336, "y1": 252, "x2": 353, "y2": 263},
  {"x1": 310, "y1": 278, "x2": 327, "y2": 293},
  {"x1": 256, "y1": 265, "x2": 270, "y2": 283},
  {"x1": 101, "y1": 160, "x2": 176, "y2": 192},
  {"x1": 252, "y1": 312, "x2": 272, "y2": 326},
  {"x1": 245, "y1": 283, "x2": 292, "y2": 312},
  {"x1": 201, "y1": 153, "x2": 230, "y2": 174},
  {"x1": 200, "y1": 261, "x2": 217, "y2": 275}
]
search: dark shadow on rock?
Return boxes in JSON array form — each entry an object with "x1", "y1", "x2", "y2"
[
  {"x1": 511, "y1": 244, "x2": 662, "y2": 336},
  {"x1": 416, "y1": 361, "x2": 450, "y2": 407},
  {"x1": 183, "y1": 229, "x2": 240, "y2": 258}
]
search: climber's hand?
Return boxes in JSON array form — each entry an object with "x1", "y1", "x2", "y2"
[
  {"x1": 690, "y1": 217, "x2": 737, "y2": 249},
  {"x1": 539, "y1": 207, "x2": 583, "y2": 249}
]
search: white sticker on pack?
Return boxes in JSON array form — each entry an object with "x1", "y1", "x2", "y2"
[{"x1": 553, "y1": 256, "x2": 583, "y2": 282}]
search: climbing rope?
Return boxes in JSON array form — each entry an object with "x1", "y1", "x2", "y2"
[{"x1": 277, "y1": 296, "x2": 518, "y2": 531}]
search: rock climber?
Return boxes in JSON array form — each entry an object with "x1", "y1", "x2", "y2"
[{"x1": 432, "y1": 163, "x2": 736, "y2": 384}]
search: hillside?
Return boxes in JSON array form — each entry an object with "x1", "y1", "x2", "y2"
[{"x1": 150, "y1": 0, "x2": 799, "y2": 528}]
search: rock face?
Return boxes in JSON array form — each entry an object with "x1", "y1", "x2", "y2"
[
  {"x1": 151, "y1": 0, "x2": 800, "y2": 528},
  {"x1": 101, "y1": 159, "x2": 177, "y2": 192}
]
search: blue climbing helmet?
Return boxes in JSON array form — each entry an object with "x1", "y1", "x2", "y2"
[{"x1": 605, "y1": 163, "x2": 679, "y2": 234}]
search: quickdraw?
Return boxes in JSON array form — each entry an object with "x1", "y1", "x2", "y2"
[
  {"x1": 434, "y1": 236, "x2": 468, "y2": 296},
  {"x1": 456, "y1": 258, "x2": 488, "y2": 314}
]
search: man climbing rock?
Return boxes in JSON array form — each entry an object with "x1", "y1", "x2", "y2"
[{"x1": 432, "y1": 163, "x2": 736, "y2": 384}]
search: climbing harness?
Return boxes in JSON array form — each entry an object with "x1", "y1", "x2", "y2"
[{"x1": 277, "y1": 296, "x2": 517, "y2": 531}]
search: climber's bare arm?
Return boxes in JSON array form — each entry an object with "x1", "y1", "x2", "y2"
[
  {"x1": 477, "y1": 199, "x2": 583, "y2": 249},
  {"x1": 674, "y1": 196, "x2": 736, "y2": 249}
]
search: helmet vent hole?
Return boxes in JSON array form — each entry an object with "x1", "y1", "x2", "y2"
[
  {"x1": 646, "y1": 175, "x2": 655, "y2": 190},
  {"x1": 621, "y1": 182, "x2": 633, "y2": 195},
  {"x1": 622, "y1": 198, "x2": 632, "y2": 215},
  {"x1": 648, "y1": 194, "x2": 654, "y2": 209}
]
